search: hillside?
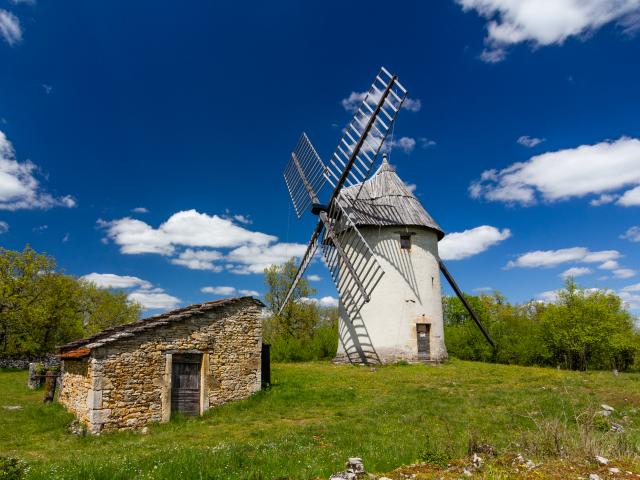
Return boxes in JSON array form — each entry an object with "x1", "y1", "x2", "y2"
[{"x1": 1, "y1": 360, "x2": 639, "y2": 479}]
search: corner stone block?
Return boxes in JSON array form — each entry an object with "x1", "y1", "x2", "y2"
[{"x1": 88, "y1": 408, "x2": 112, "y2": 425}]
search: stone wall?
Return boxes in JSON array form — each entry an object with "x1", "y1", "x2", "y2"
[
  {"x1": 0, "y1": 354, "x2": 59, "y2": 370},
  {"x1": 58, "y1": 300, "x2": 262, "y2": 433},
  {"x1": 58, "y1": 358, "x2": 92, "y2": 425}
]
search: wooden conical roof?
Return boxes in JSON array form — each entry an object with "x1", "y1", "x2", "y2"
[{"x1": 338, "y1": 156, "x2": 445, "y2": 239}]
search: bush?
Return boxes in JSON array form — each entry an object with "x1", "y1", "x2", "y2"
[{"x1": 0, "y1": 457, "x2": 28, "y2": 480}]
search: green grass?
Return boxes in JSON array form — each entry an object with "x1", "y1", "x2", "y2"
[{"x1": 1, "y1": 360, "x2": 639, "y2": 479}]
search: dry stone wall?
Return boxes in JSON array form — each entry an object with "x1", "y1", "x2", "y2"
[
  {"x1": 58, "y1": 359, "x2": 92, "y2": 425},
  {"x1": 58, "y1": 301, "x2": 262, "y2": 433}
]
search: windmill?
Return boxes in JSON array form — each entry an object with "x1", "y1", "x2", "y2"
[{"x1": 279, "y1": 67, "x2": 494, "y2": 364}]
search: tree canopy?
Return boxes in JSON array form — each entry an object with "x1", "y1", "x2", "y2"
[{"x1": 0, "y1": 246, "x2": 141, "y2": 357}]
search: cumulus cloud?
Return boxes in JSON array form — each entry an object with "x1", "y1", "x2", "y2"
[
  {"x1": 382, "y1": 136, "x2": 416, "y2": 154},
  {"x1": 81, "y1": 273, "x2": 152, "y2": 290},
  {"x1": 456, "y1": 0, "x2": 640, "y2": 62},
  {"x1": 201, "y1": 286, "x2": 237, "y2": 295},
  {"x1": 100, "y1": 209, "x2": 308, "y2": 275},
  {"x1": 0, "y1": 220, "x2": 8, "y2": 234},
  {"x1": 131, "y1": 207, "x2": 148, "y2": 213},
  {"x1": 81, "y1": 272, "x2": 180, "y2": 310},
  {"x1": 307, "y1": 274, "x2": 321, "y2": 282},
  {"x1": 620, "y1": 226, "x2": 640, "y2": 242},
  {"x1": 419, "y1": 138, "x2": 437, "y2": 148},
  {"x1": 341, "y1": 91, "x2": 421, "y2": 113},
  {"x1": 599, "y1": 260, "x2": 620, "y2": 270},
  {"x1": 618, "y1": 185, "x2": 640, "y2": 206},
  {"x1": 0, "y1": 131, "x2": 76, "y2": 210},
  {"x1": 226, "y1": 243, "x2": 308, "y2": 274},
  {"x1": 590, "y1": 193, "x2": 618, "y2": 206},
  {"x1": 470, "y1": 137, "x2": 640, "y2": 206},
  {"x1": 201, "y1": 286, "x2": 260, "y2": 297},
  {"x1": 127, "y1": 288, "x2": 181, "y2": 310},
  {"x1": 507, "y1": 247, "x2": 620, "y2": 268},
  {"x1": 170, "y1": 249, "x2": 223, "y2": 271},
  {"x1": 99, "y1": 209, "x2": 276, "y2": 256},
  {"x1": 0, "y1": 10, "x2": 21, "y2": 45},
  {"x1": 517, "y1": 135, "x2": 545, "y2": 148},
  {"x1": 300, "y1": 296, "x2": 339, "y2": 308},
  {"x1": 613, "y1": 268, "x2": 636, "y2": 279},
  {"x1": 560, "y1": 267, "x2": 592, "y2": 278},
  {"x1": 439, "y1": 225, "x2": 511, "y2": 260}
]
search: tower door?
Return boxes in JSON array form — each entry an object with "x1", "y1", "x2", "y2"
[
  {"x1": 171, "y1": 353, "x2": 201, "y2": 416},
  {"x1": 416, "y1": 324, "x2": 430, "y2": 360}
]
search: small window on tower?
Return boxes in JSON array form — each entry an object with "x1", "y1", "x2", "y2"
[{"x1": 400, "y1": 233, "x2": 412, "y2": 250}]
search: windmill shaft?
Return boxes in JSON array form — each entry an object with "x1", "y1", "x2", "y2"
[
  {"x1": 326, "y1": 75, "x2": 397, "y2": 208},
  {"x1": 438, "y1": 259, "x2": 495, "y2": 348}
]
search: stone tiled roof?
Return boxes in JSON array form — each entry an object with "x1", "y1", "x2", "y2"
[
  {"x1": 338, "y1": 156, "x2": 445, "y2": 239},
  {"x1": 58, "y1": 296, "x2": 264, "y2": 357}
]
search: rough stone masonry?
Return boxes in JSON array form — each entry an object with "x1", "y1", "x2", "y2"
[{"x1": 57, "y1": 297, "x2": 263, "y2": 433}]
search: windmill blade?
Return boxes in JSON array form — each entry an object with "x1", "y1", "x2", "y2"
[
  {"x1": 283, "y1": 133, "x2": 327, "y2": 218},
  {"x1": 277, "y1": 221, "x2": 323, "y2": 314},
  {"x1": 325, "y1": 67, "x2": 407, "y2": 203},
  {"x1": 321, "y1": 195, "x2": 385, "y2": 319},
  {"x1": 438, "y1": 259, "x2": 496, "y2": 348}
]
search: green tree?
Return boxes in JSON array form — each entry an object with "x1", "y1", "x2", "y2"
[{"x1": 263, "y1": 259, "x2": 338, "y2": 361}]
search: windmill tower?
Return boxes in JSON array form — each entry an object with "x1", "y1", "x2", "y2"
[
  {"x1": 280, "y1": 67, "x2": 494, "y2": 365},
  {"x1": 333, "y1": 155, "x2": 447, "y2": 364}
]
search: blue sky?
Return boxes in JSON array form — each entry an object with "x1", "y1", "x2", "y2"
[{"x1": 0, "y1": 0, "x2": 639, "y2": 315}]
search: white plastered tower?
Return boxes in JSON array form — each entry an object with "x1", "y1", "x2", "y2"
[{"x1": 333, "y1": 156, "x2": 447, "y2": 364}]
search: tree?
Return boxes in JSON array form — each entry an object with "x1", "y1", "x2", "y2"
[
  {"x1": 0, "y1": 246, "x2": 142, "y2": 357},
  {"x1": 263, "y1": 259, "x2": 338, "y2": 361}
]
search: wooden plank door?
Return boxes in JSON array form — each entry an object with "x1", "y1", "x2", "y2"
[
  {"x1": 416, "y1": 324, "x2": 430, "y2": 360},
  {"x1": 171, "y1": 353, "x2": 201, "y2": 416}
]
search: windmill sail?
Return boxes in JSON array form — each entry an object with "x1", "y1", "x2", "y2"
[
  {"x1": 278, "y1": 66, "x2": 406, "y2": 318},
  {"x1": 324, "y1": 67, "x2": 407, "y2": 203},
  {"x1": 283, "y1": 133, "x2": 327, "y2": 218}
]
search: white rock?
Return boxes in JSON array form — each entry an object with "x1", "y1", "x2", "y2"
[
  {"x1": 601, "y1": 404, "x2": 615, "y2": 412},
  {"x1": 595, "y1": 455, "x2": 609, "y2": 465},
  {"x1": 589, "y1": 474, "x2": 601, "y2": 480},
  {"x1": 608, "y1": 467, "x2": 620, "y2": 474},
  {"x1": 462, "y1": 467, "x2": 473, "y2": 477}
]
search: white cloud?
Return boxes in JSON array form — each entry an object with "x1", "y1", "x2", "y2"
[
  {"x1": 201, "y1": 286, "x2": 260, "y2": 297},
  {"x1": 341, "y1": 91, "x2": 421, "y2": 113},
  {"x1": 42, "y1": 84, "x2": 52, "y2": 95},
  {"x1": 201, "y1": 286, "x2": 237, "y2": 295},
  {"x1": 132, "y1": 207, "x2": 148, "y2": 213},
  {"x1": 419, "y1": 138, "x2": 437, "y2": 148},
  {"x1": 128, "y1": 288, "x2": 181, "y2": 310},
  {"x1": 233, "y1": 214, "x2": 252, "y2": 225},
  {"x1": 100, "y1": 209, "x2": 276, "y2": 256},
  {"x1": 617, "y1": 185, "x2": 640, "y2": 206},
  {"x1": 599, "y1": 260, "x2": 620, "y2": 270},
  {"x1": 81, "y1": 272, "x2": 180, "y2": 310},
  {"x1": 439, "y1": 225, "x2": 511, "y2": 260},
  {"x1": 0, "y1": 131, "x2": 76, "y2": 210},
  {"x1": 0, "y1": 220, "x2": 8, "y2": 234},
  {"x1": 507, "y1": 247, "x2": 620, "y2": 268},
  {"x1": 590, "y1": 193, "x2": 618, "y2": 206},
  {"x1": 382, "y1": 136, "x2": 416, "y2": 154},
  {"x1": 622, "y1": 283, "x2": 640, "y2": 292},
  {"x1": 560, "y1": 267, "x2": 592, "y2": 278},
  {"x1": 0, "y1": 10, "x2": 21, "y2": 45},
  {"x1": 456, "y1": 0, "x2": 640, "y2": 62},
  {"x1": 170, "y1": 248, "x2": 223, "y2": 271},
  {"x1": 10, "y1": 0, "x2": 36, "y2": 5},
  {"x1": 517, "y1": 135, "x2": 545, "y2": 148},
  {"x1": 300, "y1": 296, "x2": 339, "y2": 308},
  {"x1": 226, "y1": 242, "x2": 308, "y2": 274},
  {"x1": 81, "y1": 273, "x2": 152, "y2": 290},
  {"x1": 536, "y1": 290, "x2": 559, "y2": 303},
  {"x1": 470, "y1": 137, "x2": 640, "y2": 206},
  {"x1": 620, "y1": 226, "x2": 640, "y2": 242},
  {"x1": 619, "y1": 291, "x2": 640, "y2": 310},
  {"x1": 613, "y1": 268, "x2": 636, "y2": 279},
  {"x1": 307, "y1": 274, "x2": 321, "y2": 282},
  {"x1": 405, "y1": 183, "x2": 417, "y2": 193}
]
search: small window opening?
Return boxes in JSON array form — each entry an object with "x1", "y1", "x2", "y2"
[{"x1": 400, "y1": 233, "x2": 412, "y2": 250}]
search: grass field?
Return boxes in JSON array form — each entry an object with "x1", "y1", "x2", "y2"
[{"x1": 1, "y1": 360, "x2": 639, "y2": 479}]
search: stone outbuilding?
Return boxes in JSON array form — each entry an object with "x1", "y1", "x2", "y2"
[{"x1": 58, "y1": 296, "x2": 264, "y2": 433}]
